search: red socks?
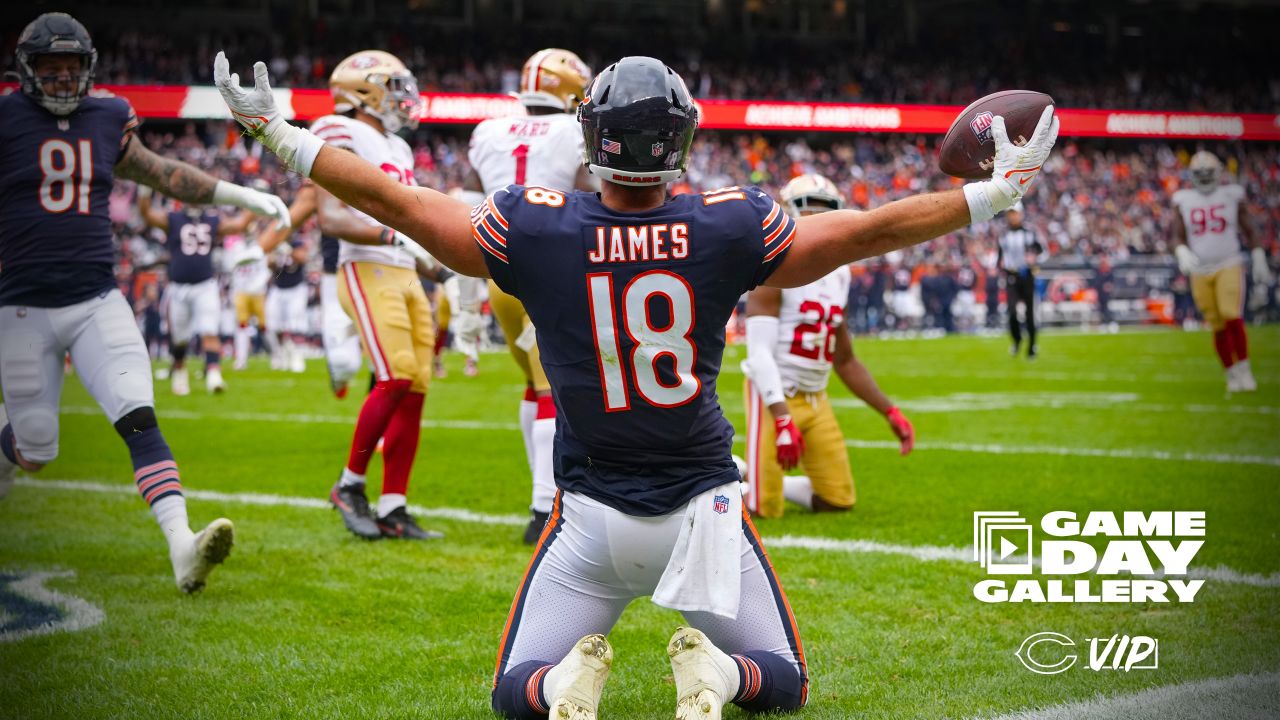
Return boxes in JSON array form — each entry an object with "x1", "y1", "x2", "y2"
[
  {"x1": 1226, "y1": 318, "x2": 1248, "y2": 363},
  {"x1": 382, "y1": 391, "x2": 425, "y2": 497},
  {"x1": 1213, "y1": 319, "x2": 1250, "y2": 369},
  {"x1": 347, "y1": 379, "x2": 411, "y2": 474}
]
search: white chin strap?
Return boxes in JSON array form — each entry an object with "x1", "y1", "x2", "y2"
[{"x1": 588, "y1": 164, "x2": 684, "y2": 187}]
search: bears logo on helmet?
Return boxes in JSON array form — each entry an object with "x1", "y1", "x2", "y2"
[
  {"x1": 578, "y1": 56, "x2": 698, "y2": 187},
  {"x1": 15, "y1": 12, "x2": 97, "y2": 116},
  {"x1": 329, "y1": 50, "x2": 420, "y2": 134}
]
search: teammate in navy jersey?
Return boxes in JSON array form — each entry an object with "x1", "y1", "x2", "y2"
[
  {"x1": 0, "y1": 13, "x2": 289, "y2": 594},
  {"x1": 266, "y1": 234, "x2": 311, "y2": 373},
  {"x1": 138, "y1": 189, "x2": 255, "y2": 394},
  {"x1": 217, "y1": 52, "x2": 1059, "y2": 718}
]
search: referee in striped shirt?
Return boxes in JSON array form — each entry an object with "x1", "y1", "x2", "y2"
[{"x1": 997, "y1": 203, "x2": 1045, "y2": 358}]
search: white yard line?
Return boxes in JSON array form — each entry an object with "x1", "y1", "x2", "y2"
[
  {"x1": 0, "y1": 570, "x2": 105, "y2": 643},
  {"x1": 842, "y1": 439, "x2": 1280, "y2": 467},
  {"x1": 972, "y1": 671, "x2": 1280, "y2": 720},
  {"x1": 15, "y1": 479, "x2": 1279, "y2": 588},
  {"x1": 61, "y1": 406, "x2": 1279, "y2": 467}
]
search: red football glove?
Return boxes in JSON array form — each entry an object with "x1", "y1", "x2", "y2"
[
  {"x1": 886, "y1": 406, "x2": 915, "y2": 456},
  {"x1": 774, "y1": 414, "x2": 805, "y2": 470}
]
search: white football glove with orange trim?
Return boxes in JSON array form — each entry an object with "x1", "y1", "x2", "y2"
[
  {"x1": 214, "y1": 52, "x2": 324, "y2": 177},
  {"x1": 964, "y1": 106, "x2": 1060, "y2": 222}
]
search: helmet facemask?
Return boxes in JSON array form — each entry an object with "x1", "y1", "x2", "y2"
[
  {"x1": 16, "y1": 13, "x2": 98, "y2": 116},
  {"x1": 1188, "y1": 151, "x2": 1222, "y2": 194}
]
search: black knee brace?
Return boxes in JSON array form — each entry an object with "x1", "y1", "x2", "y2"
[{"x1": 114, "y1": 406, "x2": 158, "y2": 438}]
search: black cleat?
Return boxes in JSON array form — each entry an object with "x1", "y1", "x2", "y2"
[
  {"x1": 1027, "y1": 344, "x2": 1038, "y2": 360},
  {"x1": 330, "y1": 481, "x2": 382, "y2": 539},
  {"x1": 377, "y1": 506, "x2": 444, "y2": 540},
  {"x1": 522, "y1": 509, "x2": 550, "y2": 545}
]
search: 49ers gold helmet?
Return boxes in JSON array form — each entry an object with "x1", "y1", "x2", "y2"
[
  {"x1": 515, "y1": 48, "x2": 591, "y2": 112},
  {"x1": 329, "y1": 50, "x2": 420, "y2": 133},
  {"x1": 780, "y1": 173, "x2": 846, "y2": 217}
]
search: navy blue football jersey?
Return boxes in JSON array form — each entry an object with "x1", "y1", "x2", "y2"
[
  {"x1": 0, "y1": 91, "x2": 139, "y2": 307},
  {"x1": 475, "y1": 185, "x2": 795, "y2": 515},
  {"x1": 274, "y1": 238, "x2": 307, "y2": 289},
  {"x1": 165, "y1": 211, "x2": 221, "y2": 284}
]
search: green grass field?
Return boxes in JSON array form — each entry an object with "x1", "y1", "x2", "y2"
[{"x1": 2, "y1": 327, "x2": 1278, "y2": 719}]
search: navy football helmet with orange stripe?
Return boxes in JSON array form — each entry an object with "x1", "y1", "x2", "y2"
[{"x1": 578, "y1": 56, "x2": 698, "y2": 187}]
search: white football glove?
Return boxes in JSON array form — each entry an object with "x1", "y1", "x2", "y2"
[
  {"x1": 212, "y1": 181, "x2": 291, "y2": 230},
  {"x1": 1174, "y1": 245, "x2": 1200, "y2": 276},
  {"x1": 964, "y1": 105, "x2": 1060, "y2": 222},
  {"x1": 1252, "y1": 247, "x2": 1274, "y2": 286},
  {"x1": 213, "y1": 52, "x2": 324, "y2": 177},
  {"x1": 394, "y1": 232, "x2": 439, "y2": 272}
]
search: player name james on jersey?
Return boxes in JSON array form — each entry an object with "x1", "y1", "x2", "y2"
[{"x1": 587, "y1": 224, "x2": 690, "y2": 264}]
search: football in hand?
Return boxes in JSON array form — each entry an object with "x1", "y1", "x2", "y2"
[{"x1": 938, "y1": 90, "x2": 1055, "y2": 180}]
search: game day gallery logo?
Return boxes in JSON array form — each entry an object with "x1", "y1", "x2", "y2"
[{"x1": 972, "y1": 511, "x2": 1206, "y2": 603}]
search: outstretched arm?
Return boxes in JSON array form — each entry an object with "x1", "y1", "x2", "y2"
[
  {"x1": 832, "y1": 329, "x2": 914, "y2": 455},
  {"x1": 214, "y1": 53, "x2": 486, "y2": 278},
  {"x1": 116, "y1": 139, "x2": 290, "y2": 228},
  {"x1": 768, "y1": 107, "x2": 1059, "y2": 288}
]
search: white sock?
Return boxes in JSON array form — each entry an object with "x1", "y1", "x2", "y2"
[
  {"x1": 376, "y1": 493, "x2": 406, "y2": 518},
  {"x1": 151, "y1": 495, "x2": 194, "y2": 549},
  {"x1": 783, "y1": 475, "x2": 815, "y2": 510},
  {"x1": 519, "y1": 397, "x2": 537, "y2": 473},
  {"x1": 531, "y1": 417, "x2": 556, "y2": 514},
  {"x1": 234, "y1": 328, "x2": 250, "y2": 364},
  {"x1": 340, "y1": 467, "x2": 366, "y2": 488}
]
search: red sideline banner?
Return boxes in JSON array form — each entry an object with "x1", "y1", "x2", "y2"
[{"x1": 6, "y1": 84, "x2": 1279, "y2": 140}]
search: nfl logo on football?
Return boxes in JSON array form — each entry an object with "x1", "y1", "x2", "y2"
[
  {"x1": 969, "y1": 111, "x2": 995, "y2": 144},
  {"x1": 712, "y1": 494, "x2": 730, "y2": 515}
]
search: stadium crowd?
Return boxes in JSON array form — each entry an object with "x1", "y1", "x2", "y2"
[
  {"x1": 110, "y1": 120, "x2": 1280, "y2": 343},
  {"x1": 4, "y1": 26, "x2": 1276, "y2": 113}
]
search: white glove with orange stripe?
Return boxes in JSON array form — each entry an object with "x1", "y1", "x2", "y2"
[
  {"x1": 964, "y1": 106, "x2": 1060, "y2": 222},
  {"x1": 214, "y1": 52, "x2": 324, "y2": 177}
]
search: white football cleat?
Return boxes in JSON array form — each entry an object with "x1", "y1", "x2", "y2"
[
  {"x1": 669, "y1": 627, "x2": 740, "y2": 720},
  {"x1": 0, "y1": 405, "x2": 16, "y2": 501},
  {"x1": 546, "y1": 634, "x2": 613, "y2": 720},
  {"x1": 171, "y1": 518, "x2": 235, "y2": 593},
  {"x1": 171, "y1": 367, "x2": 190, "y2": 396},
  {"x1": 206, "y1": 366, "x2": 227, "y2": 394},
  {"x1": 1235, "y1": 360, "x2": 1257, "y2": 392},
  {"x1": 289, "y1": 348, "x2": 306, "y2": 374}
]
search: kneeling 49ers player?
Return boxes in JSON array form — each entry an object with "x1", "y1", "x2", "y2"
[
  {"x1": 742, "y1": 174, "x2": 915, "y2": 519},
  {"x1": 216, "y1": 52, "x2": 1058, "y2": 719}
]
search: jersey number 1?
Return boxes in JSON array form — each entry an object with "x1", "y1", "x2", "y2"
[
  {"x1": 39, "y1": 139, "x2": 92, "y2": 215},
  {"x1": 512, "y1": 144, "x2": 529, "y2": 185},
  {"x1": 587, "y1": 270, "x2": 701, "y2": 411}
]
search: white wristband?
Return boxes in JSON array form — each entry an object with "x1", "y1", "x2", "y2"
[
  {"x1": 212, "y1": 180, "x2": 249, "y2": 207},
  {"x1": 255, "y1": 118, "x2": 324, "y2": 177},
  {"x1": 963, "y1": 178, "x2": 1019, "y2": 224}
]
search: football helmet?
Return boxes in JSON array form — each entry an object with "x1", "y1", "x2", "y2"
[
  {"x1": 329, "y1": 50, "x2": 420, "y2": 133},
  {"x1": 15, "y1": 12, "x2": 97, "y2": 116},
  {"x1": 578, "y1": 56, "x2": 698, "y2": 187},
  {"x1": 516, "y1": 49, "x2": 591, "y2": 112},
  {"x1": 780, "y1": 174, "x2": 845, "y2": 217},
  {"x1": 1189, "y1": 151, "x2": 1222, "y2": 194}
]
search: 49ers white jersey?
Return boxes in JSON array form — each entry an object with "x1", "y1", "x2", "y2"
[
  {"x1": 228, "y1": 244, "x2": 270, "y2": 296},
  {"x1": 468, "y1": 112, "x2": 583, "y2": 193},
  {"x1": 775, "y1": 266, "x2": 852, "y2": 394},
  {"x1": 310, "y1": 114, "x2": 419, "y2": 270},
  {"x1": 1172, "y1": 184, "x2": 1246, "y2": 274}
]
